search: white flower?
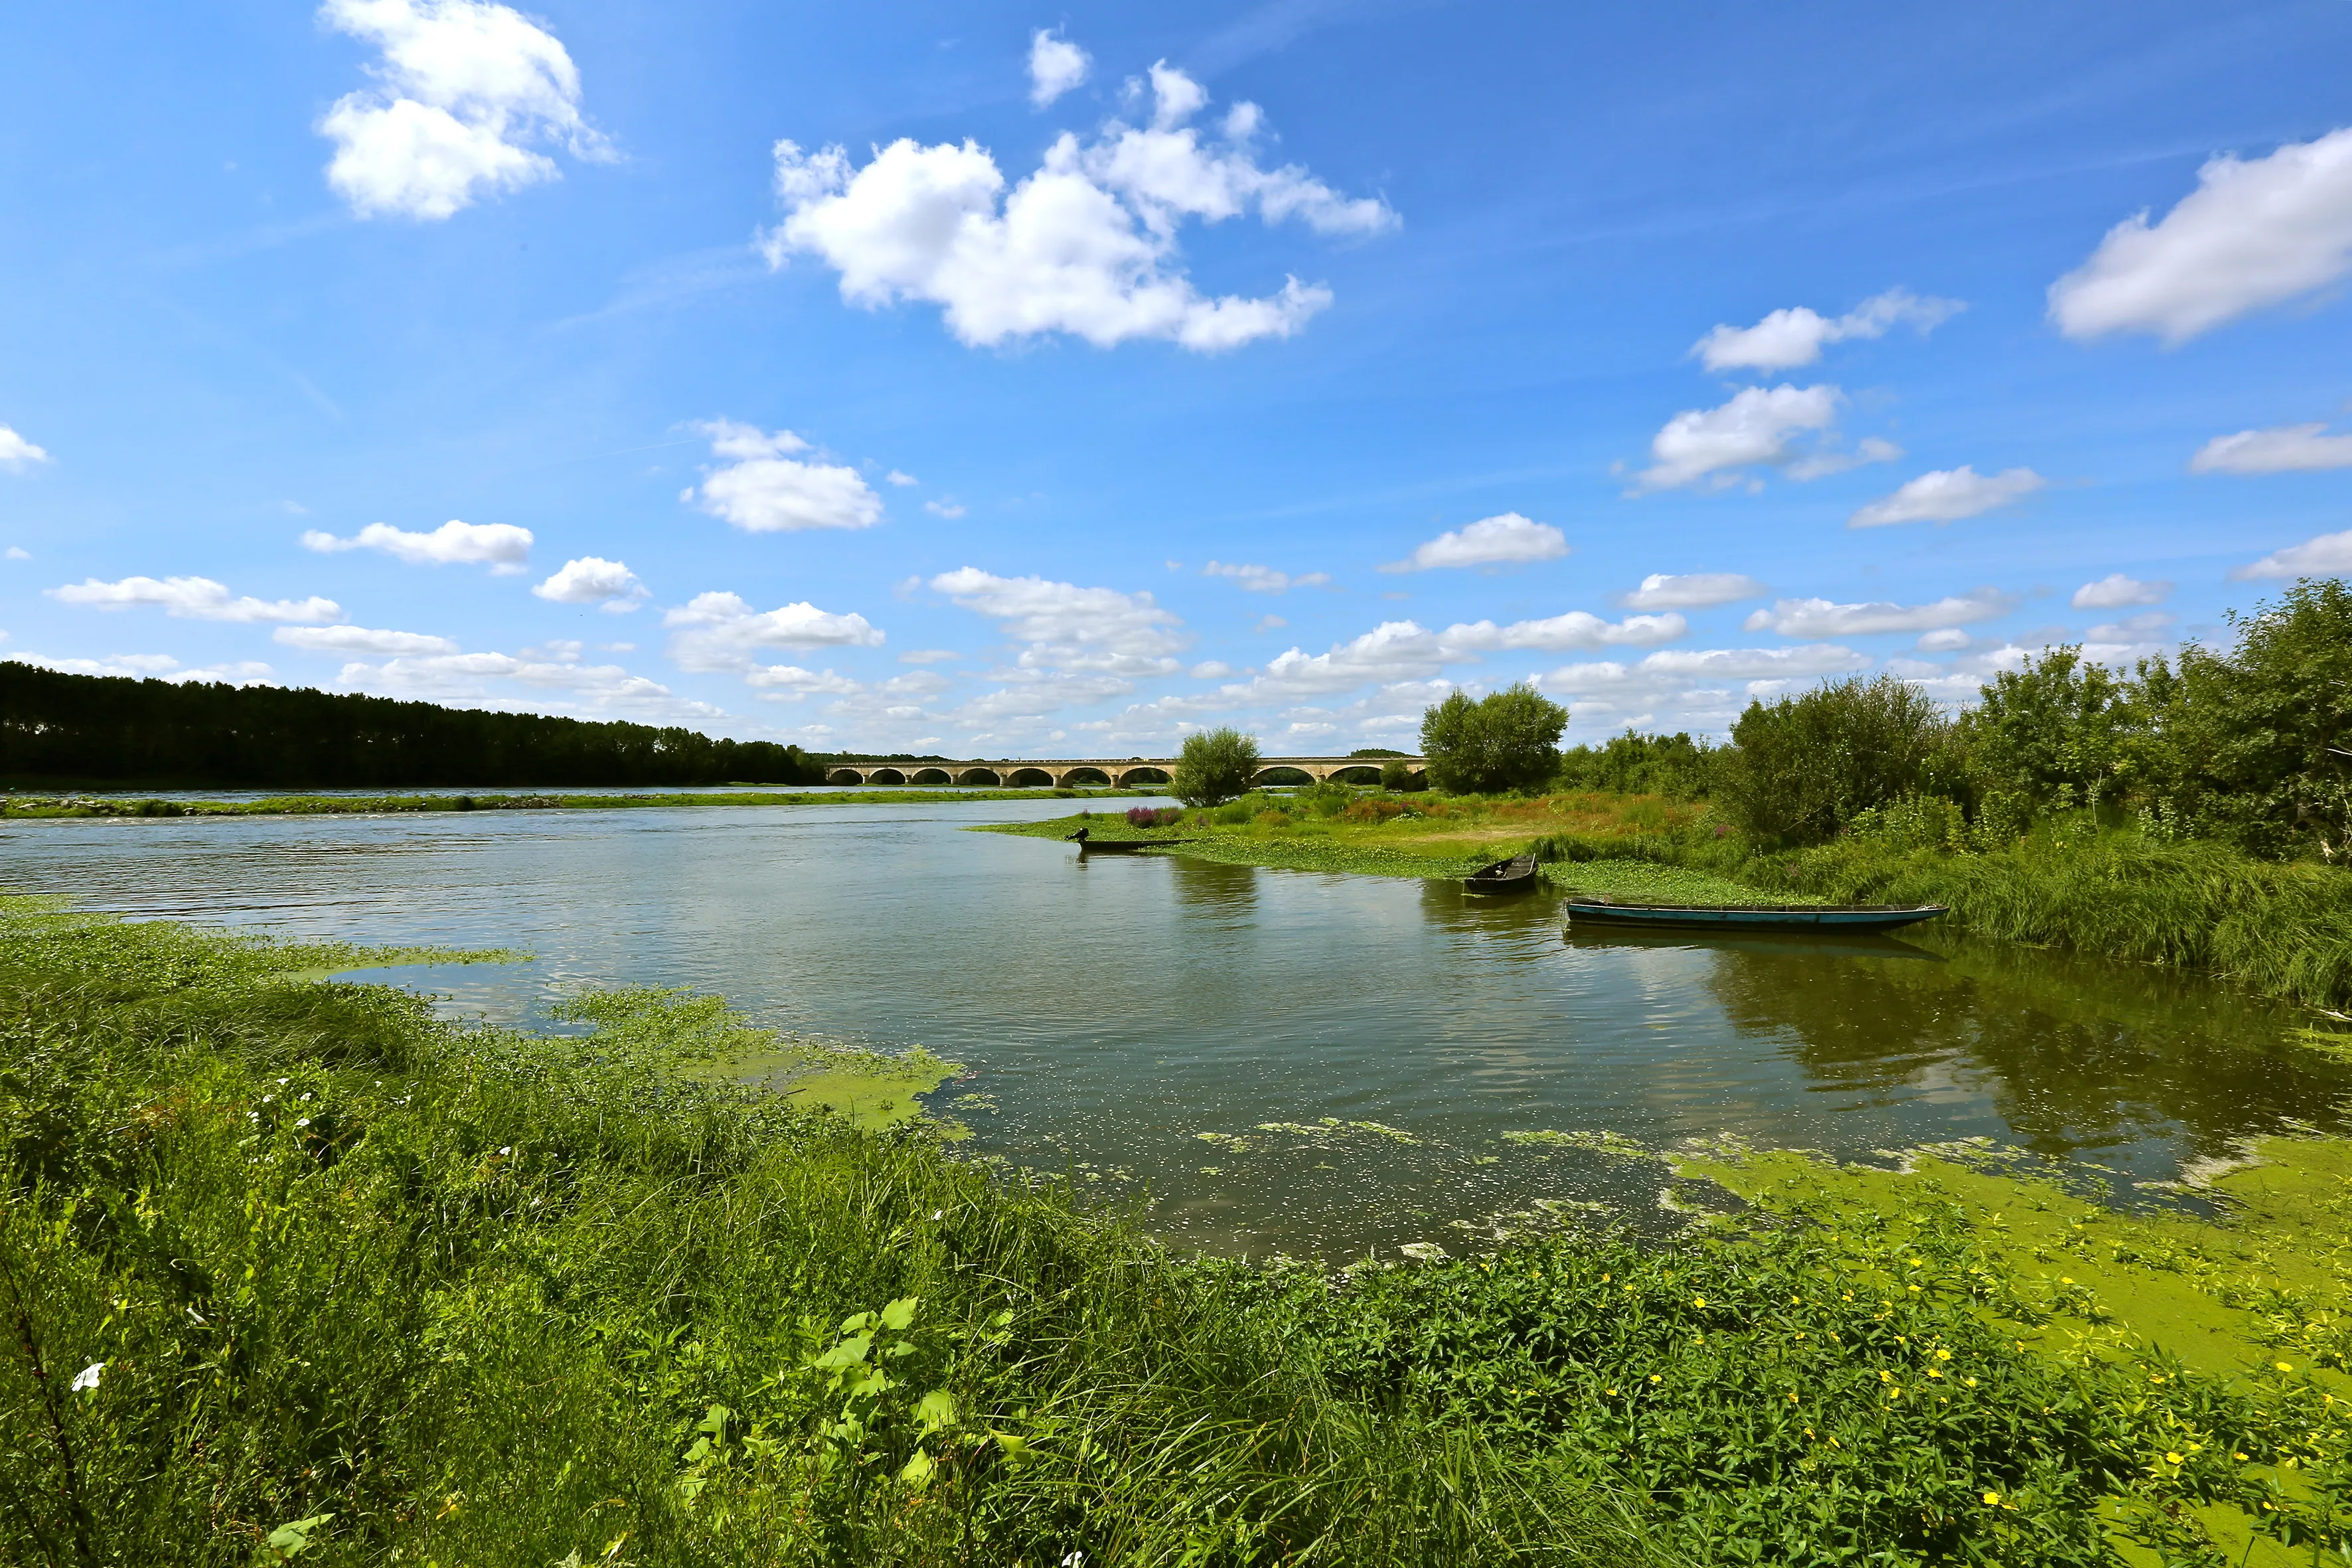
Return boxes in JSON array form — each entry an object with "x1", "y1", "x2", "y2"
[
  {"x1": 932, "y1": 1210, "x2": 944, "y2": 1221},
  {"x1": 71, "y1": 1362, "x2": 103, "y2": 1392},
  {"x1": 295, "y1": 1118, "x2": 311, "y2": 1128},
  {"x1": 498, "y1": 1146, "x2": 512, "y2": 1156}
]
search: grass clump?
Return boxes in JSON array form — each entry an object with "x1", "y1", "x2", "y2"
[{"x1": 1755, "y1": 820, "x2": 2352, "y2": 1010}]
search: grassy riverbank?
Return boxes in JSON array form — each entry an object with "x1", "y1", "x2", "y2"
[
  {"x1": 980, "y1": 791, "x2": 1792, "y2": 907},
  {"x1": 0, "y1": 786, "x2": 1140, "y2": 819},
  {"x1": 8, "y1": 902, "x2": 2348, "y2": 1564},
  {"x1": 986, "y1": 788, "x2": 2352, "y2": 1012}
]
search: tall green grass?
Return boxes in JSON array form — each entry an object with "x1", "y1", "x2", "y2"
[{"x1": 1754, "y1": 823, "x2": 2352, "y2": 1010}]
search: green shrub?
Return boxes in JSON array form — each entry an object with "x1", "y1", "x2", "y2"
[
  {"x1": 1171, "y1": 728, "x2": 1260, "y2": 807},
  {"x1": 1718, "y1": 674, "x2": 1955, "y2": 846},
  {"x1": 1420, "y1": 684, "x2": 1568, "y2": 795}
]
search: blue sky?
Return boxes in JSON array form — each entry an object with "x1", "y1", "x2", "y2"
[{"x1": 4, "y1": 1, "x2": 2351, "y2": 756}]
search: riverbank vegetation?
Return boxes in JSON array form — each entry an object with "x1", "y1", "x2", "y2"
[
  {"x1": 0, "y1": 785, "x2": 1140, "y2": 820},
  {"x1": 5, "y1": 902, "x2": 2349, "y2": 1564},
  {"x1": 0, "y1": 664, "x2": 831, "y2": 791}
]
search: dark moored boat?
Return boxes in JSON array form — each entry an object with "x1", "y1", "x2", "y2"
[
  {"x1": 1071, "y1": 836, "x2": 1190, "y2": 854},
  {"x1": 1464, "y1": 852, "x2": 1539, "y2": 894},
  {"x1": 1565, "y1": 896, "x2": 1946, "y2": 933}
]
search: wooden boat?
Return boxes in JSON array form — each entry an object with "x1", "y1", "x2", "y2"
[
  {"x1": 1074, "y1": 836, "x2": 1191, "y2": 854},
  {"x1": 1565, "y1": 896, "x2": 1946, "y2": 933},
  {"x1": 1463, "y1": 852, "x2": 1539, "y2": 893}
]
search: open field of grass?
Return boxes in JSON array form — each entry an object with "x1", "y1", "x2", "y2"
[{"x1": 5, "y1": 900, "x2": 2349, "y2": 1564}]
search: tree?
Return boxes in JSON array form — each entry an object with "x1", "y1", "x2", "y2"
[
  {"x1": 1960, "y1": 646, "x2": 2140, "y2": 811},
  {"x1": 1379, "y1": 757, "x2": 1424, "y2": 793},
  {"x1": 1172, "y1": 728, "x2": 1261, "y2": 806},
  {"x1": 1719, "y1": 674, "x2": 1953, "y2": 844},
  {"x1": 1419, "y1": 683, "x2": 1569, "y2": 795}
]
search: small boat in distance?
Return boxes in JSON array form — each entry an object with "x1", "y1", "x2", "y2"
[
  {"x1": 1076, "y1": 838, "x2": 1191, "y2": 854},
  {"x1": 1565, "y1": 896, "x2": 1946, "y2": 933},
  {"x1": 1464, "y1": 852, "x2": 1539, "y2": 894}
]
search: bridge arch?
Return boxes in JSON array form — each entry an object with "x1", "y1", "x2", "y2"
[
  {"x1": 1252, "y1": 765, "x2": 1314, "y2": 787},
  {"x1": 955, "y1": 767, "x2": 1001, "y2": 786},
  {"x1": 909, "y1": 767, "x2": 951, "y2": 785},
  {"x1": 1061, "y1": 765, "x2": 1111, "y2": 786},
  {"x1": 1326, "y1": 764, "x2": 1384, "y2": 785},
  {"x1": 1115, "y1": 765, "x2": 1170, "y2": 787},
  {"x1": 866, "y1": 767, "x2": 907, "y2": 785},
  {"x1": 1006, "y1": 767, "x2": 1055, "y2": 787},
  {"x1": 826, "y1": 767, "x2": 864, "y2": 785}
]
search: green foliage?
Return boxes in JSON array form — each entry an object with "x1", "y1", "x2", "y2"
[
  {"x1": 1171, "y1": 727, "x2": 1261, "y2": 807},
  {"x1": 1962, "y1": 645, "x2": 2142, "y2": 814},
  {"x1": 1420, "y1": 683, "x2": 1569, "y2": 795},
  {"x1": 1718, "y1": 674, "x2": 1956, "y2": 846},
  {"x1": 1554, "y1": 732, "x2": 1719, "y2": 801},
  {"x1": 2156, "y1": 578, "x2": 2352, "y2": 860},
  {"x1": 1756, "y1": 819, "x2": 2352, "y2": 1009},
  {"x1": 1379, "y1": 757, "x2": 1425, "y2": 792},
  {"x1": 0, "y1": 663, "x2": 825, "y2": 790}
]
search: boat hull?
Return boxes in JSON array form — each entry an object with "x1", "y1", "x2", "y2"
[
  {"x1": 1464, "y1": 852, "x2": 1539, "y2": 894},
  {"x1": 1565, "y1": 898, "x2": 1946, "y2": 932}
]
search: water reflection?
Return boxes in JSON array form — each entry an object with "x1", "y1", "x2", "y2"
[{"x1": 3, "y1": 805, "x2": 2346, "y2": 1255}]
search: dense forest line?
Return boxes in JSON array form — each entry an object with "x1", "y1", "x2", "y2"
[{"x1": 0, "y1": 663, "x2": 826, "y2": 789}]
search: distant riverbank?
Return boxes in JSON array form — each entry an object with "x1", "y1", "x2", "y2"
[{"x1": 0, "y1": 785, "x2": 1146, "y2": 818}]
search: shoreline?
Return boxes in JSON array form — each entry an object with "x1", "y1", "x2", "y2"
[{"x1": 0, "y1": 785, "x2": 1148, "y2": 818}]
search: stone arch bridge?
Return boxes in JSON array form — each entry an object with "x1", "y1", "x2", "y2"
[{"x1": 823, "y1": 755, "x2": 1425, "y2": 789}]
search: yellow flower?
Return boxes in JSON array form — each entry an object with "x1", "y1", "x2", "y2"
[
  {"x1": 1934, "y1": 1348, "x2": 1952, "y2": 1361},
  {"x1": 1907, "y1": 1283, "x2": 1921, "y2": 1293},
  {"x1": 2233, "y1": 1452, "x2": 2248, "y2": 1462},
  {"x1": 2164, "y1": 1451, "x2": 2183, "y2": 1464},
  {"x1": 1693, "y1": 1296, "x2": 1705, "y2": 1308},
  {"x1": 2276, "y1": 1361, "x2": 2295, "y2": 1373},
  {"x1": 1606, "y1": 1388, "x2": 1617, "y2": 1397},
  {"x1": 1909, "y1": 1258, "x2": 1923, "y2": 1267},
  {"x1": 1965, "y1": 1377, "x2": 1979, "y2": 1388},
  {"x1": 1927, "y1": 1368, "x2": 1942, "y2": 1379},
  {"x1": 1880, "y1": 1370, "x2": 1893, "y2": 1381},
  {"x1": 1648, "y1": 1374, "x2": 1662, "y2": 1383},
  {"x1": 1982, "y1": 1492, "x2": 2001, "y2": 1506}
]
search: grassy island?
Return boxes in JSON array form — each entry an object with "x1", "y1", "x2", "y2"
[{"x1": 5, "y1": 900, "x2": 2347, "y2": 1565}]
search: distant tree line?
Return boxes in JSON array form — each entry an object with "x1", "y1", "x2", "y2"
[
  {"x1": 1401, "y1": 579, "x2": 2351, "y2": 864},
  {"x1": 0, "y1": 664, "x2": 828, "y2": 789}
]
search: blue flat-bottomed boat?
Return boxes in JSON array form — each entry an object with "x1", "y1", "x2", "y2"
[{"x1": 1565, "y1": 896, "x2": 1946, "y2": 933}]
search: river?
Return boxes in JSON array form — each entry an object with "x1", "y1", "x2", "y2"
[{"x1": 7, "y1": 796, "x2": 2347, "y2": 1255}]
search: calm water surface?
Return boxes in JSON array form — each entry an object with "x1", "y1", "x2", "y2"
[{"x1": 6, "y1": 799, "x2": 2347, "y2": 1255}]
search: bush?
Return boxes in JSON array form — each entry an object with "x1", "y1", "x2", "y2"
[
  {"x1": 1419, "y1": 683, "x2": 1569, "y2": 795},
  {"x1": 1719, "y1": 674, "x2": 1955, "y2": 846},
  {"x1": 1379, "y1": 757, "x2": 1424, "y2": 793},
  {"x1": 1555, "y1": 732, "x2": 1719, "y2": 800},
  {"x1": 1172, "y1": 728, "x2": 1260, "y2": 807}
]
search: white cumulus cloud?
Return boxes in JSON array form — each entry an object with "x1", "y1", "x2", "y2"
[
  {"x1": 682, "y1": 420, "x2": 884, "y2": 533},
  {"x1": 0, "y1": 425, "x2": 50, "y2": 471},
  {"x1": 929, "y1": 566, "x2": 1188, "y2": 676},
  {"x1": 1631, "y1": 384, "x2": 1843, "y2": 492},
  {"x1": 1849, "y1": 466, "x2": 2043, "y2": 528},
  {"x1": 1691, "y1": 288, "x2": 1962, "y2": 372},
  {"x1": 2231, "y1": 528, "x2": 2352, "y2": 580},
  {"x1": 1028, "y1": 28, "x2": 1090, "y2": 108},
  {"x1": 1438, "y1": 610, "x2": 1686, "y2": 654},
  {"x1": 1619, "y1": 572, "x2": 1767, "y2": 610},
  {"x1": 759, "y1": 59, "x2": 1394, "y2": 351},
  {"x1": 1226, "y1": 621, "x2": 1447, "y2": 700},
  {"x1": 317, "y1": 0, "x2": 607, "y2": 221},
  {"x1": 302, "y1": 518, "x2": 534, "y2": 572},
  {"x1": 1379, "y1": 512, "x2": 1567, "y2": 572},
  {"x1": 665, "y1": 591, "x2": 886, "y2": 673},
  {"x1": 1744, "y1": 589, "x2": 2015, "y2": 637},
  {"x1": 533, "y1": 556, "x2": 649, "y2": 611},
  {"x1": 274, "y1": 625, "x2": 457, "y2": 655},
  {"x1": 2049, "y1": 126, "x2": 2352, "y2": 343},
  {"x1": 1204, "y1": 560, "x2": 1332, "y2": 593},
  {"x1": 49, "y1": 576, "x2": 343, "y2": 624},
  {"x1": 2071, "y1": 573, "x2": 2171, "y2": 609},
  {"x1": 2189, "y1": 422, "x2": 2352, "y2": 474}
]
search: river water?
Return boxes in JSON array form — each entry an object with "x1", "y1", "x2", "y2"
[{"x1": 6, "y1": 797, "x2": 2347, "y2": 1256}]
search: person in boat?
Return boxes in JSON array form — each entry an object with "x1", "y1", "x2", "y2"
[{"x1": 1067, "y1": 826, "x2": 1090, "y2": 843}]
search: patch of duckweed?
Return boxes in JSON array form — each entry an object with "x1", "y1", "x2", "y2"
[
  {"x1": 555, "y1": 986, "x2": 960, "y2": 1133},
  {"x1": 1502, "y1": 1128, "x2": 1663, "y2": 1160}
]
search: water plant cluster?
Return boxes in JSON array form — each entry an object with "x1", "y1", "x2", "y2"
[{"x1": 7, "y1": 900, "x2": 2348, "y2": 1565}]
